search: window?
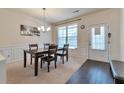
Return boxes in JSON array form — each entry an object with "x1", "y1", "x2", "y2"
[
  {"x1": 58, "y1": 26, "x2": 66, "y2": 48},
  {"x1": 57, "y1": 24, "x2": 78, "y2": 49},
  {"x1": 90, "y1": 25, "x2": 106, "y2": 50},
  {"x1": 67, "y1": 24, "x2": 78, "y2": 48}
]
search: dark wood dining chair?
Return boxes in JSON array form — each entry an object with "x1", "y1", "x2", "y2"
[
  {"x1": 43, "y1": 43, "x2": 50, "y2": 59},
  {"x1": 29, "y1": 44, "x2": 38, "y2": 65},
  {"x1": 40, "y1": 44, "x2": 58, "y2": 72},
  {"x1": 57, "y1": 44, "x2": 69, "y2": 64}
]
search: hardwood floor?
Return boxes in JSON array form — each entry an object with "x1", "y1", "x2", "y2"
[{"x1": 66, "y1": 59, "x2": 114, "y2": 84}]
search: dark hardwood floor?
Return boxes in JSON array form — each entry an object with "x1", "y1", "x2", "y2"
[{"x1": 66, "y1": 59, "x2": 114, "y2": 84}]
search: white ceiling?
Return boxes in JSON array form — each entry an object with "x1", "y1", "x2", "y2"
[{"x1": 8, "y1": 8, "x2": 105, "y2": 23}]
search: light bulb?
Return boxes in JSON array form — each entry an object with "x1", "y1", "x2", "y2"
[
  {"x1": 38, "y1": 27, "x2": 41, "y2": 31},
  {"x1": 47, "y1": 27, "x2": 51, "y2": 31},
  {"x1": 41, "y1": 26, "x2": 45, "y2": 31}
]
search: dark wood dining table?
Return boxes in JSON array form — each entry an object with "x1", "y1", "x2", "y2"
[{"x1": 23, "y1": 48, "x2": 48, "y2": 76}]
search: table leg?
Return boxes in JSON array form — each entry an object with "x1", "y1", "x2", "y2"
[
  {"x1": 24, "y1": 50, "x2": 26, "y2": 67},
  {"x1": 34, "y1": 54, "x2": 38, "y2": 76}
]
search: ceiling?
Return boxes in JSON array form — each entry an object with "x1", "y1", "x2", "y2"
[{"x1": 8, "y1": 8, "x2": 105, "y2": 23}]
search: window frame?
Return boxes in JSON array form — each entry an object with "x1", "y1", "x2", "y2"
[
  {"x1": 89, "y1": 24, "x2": 108, "y2": 51},
  {"x1": 57, "y1": 23, "x2": 78, "y2": 49},
  {"x1": 57, "y1": 25, "x2": 67, "y2": 48}
]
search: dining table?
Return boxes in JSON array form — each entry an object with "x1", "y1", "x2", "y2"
[
  {"x1": 23, "y1": 48, "x2": 63, "y2": 76},
  {"x1": 23, "y1": 48, "x2": 48, "y2": 76}
]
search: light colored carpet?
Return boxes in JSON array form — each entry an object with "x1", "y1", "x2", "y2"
[{"x1": 7, "y1": 57, "x2": 86, "y2": 84}]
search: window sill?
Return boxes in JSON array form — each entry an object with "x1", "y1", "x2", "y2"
[
  {"x1": 69, "y1": 47, "x2": 77, "y2": 50},
  {"x1": 90, "y1": 49, "x2": 106, "y2": 51}
]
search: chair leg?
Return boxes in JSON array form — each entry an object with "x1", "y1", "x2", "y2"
[
  {"x1": 62, "y1": 56, "x2": 64, "y2": 64},
  {"x1": 56, "y1": 56, "x2": 58, "y2": 62},
  {"x1": 40, "y1": 59, "x2": 42, "y2": 69},
  {"x1": 43, "y1": 61, "x2": 45, "y2": 64},
  {"x1": 30, "y1": 55, "x2": 32, "y2": 65},
  {"x1": 55, "y1": 59, "x2": 57, "y2": 68},
  {"x1": 66, "y1": 55, "x2": 68, "y2": 62},
  {"x1": 47, "y1": 62, "x2": 50, "y2": 72}
]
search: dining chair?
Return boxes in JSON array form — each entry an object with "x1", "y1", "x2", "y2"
[
  {"x1": 29, "y1": 44, "x2": 38, "y2": 65},
  {"x1": 40, "y1": 44, "x2": 58, "y2": 72},
  {"x1": 57, "y1": 44, "x2": 69, "y2": 64}
]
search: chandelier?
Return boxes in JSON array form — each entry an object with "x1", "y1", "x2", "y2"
[{"x1": 38, "y1": 8, "x2": 51, "y2": 32}]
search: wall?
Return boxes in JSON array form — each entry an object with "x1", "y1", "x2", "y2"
[
  {"x1": 120, "y1": 9, "x2": 124, "y2": 61},
  {"x1": 0, "y1": 9, "x2": 52, "y2": 63},
  {"x1": 0, "y1": 54, "x2": 6, "y2": 83},
  {"x1": 52, "y1": 9, "x2": 121, "y2": 61}
]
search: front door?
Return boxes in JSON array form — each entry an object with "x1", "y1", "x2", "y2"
[{"x1": 88, "y1": 24, "x2": 109, "y2": 62}]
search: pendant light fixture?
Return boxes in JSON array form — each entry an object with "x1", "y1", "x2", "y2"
[{"x1": 38, "y1": 8, "x2": 51, "y2": 32}]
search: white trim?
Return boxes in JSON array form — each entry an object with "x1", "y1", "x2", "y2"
[{"x1": 0, "y1": 44, "x2": 28, "y2": 63}]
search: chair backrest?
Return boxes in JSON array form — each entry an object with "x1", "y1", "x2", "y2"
[
  {"x1": 29, "y1": 44, "x2": 38, "y2": 51},
  {"x1": 44, "y1": 43, "x2": 50, "y2": 49},
  {"x1": 48, "y1": 44, "x2": 58, "y2": 58},
  {"x1": 63, "y1": 44, "x2": 69, "y2": 54}
]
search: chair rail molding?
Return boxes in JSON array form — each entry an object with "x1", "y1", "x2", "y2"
[{"x1": 0, "y1": 43, "x2": 29, "y2": 63}]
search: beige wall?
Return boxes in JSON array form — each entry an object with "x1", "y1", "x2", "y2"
[
  {"x1": 52, "y1": 9, "x2": 121, "y2": 61},
  {"x1": 0, "y1": 9, "x2": 121, "y2": 62},
  {"x1": 0, "y1": 9, "x2": 52, "y2": 47},
  {"x1": 120, "y1": 9, "x2": 124, "y2": 61},
  {"x1": 0, "y1": 9, "x2": 52, "y2": 63}
]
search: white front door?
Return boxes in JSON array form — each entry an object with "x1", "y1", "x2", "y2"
[{"x1": 88, "y1": 24, "x2": 109, "y2": 62}]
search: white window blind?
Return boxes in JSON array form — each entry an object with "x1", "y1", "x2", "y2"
[
  {"x1": 57, "y1": 24, "x2": 78, "y2": 49},
  {"x1": 67, "y1": 24, "x2": 77, "y2": 49},
  {"x1": 58, "y1": 26, "x2": 66, "y2": 48}
]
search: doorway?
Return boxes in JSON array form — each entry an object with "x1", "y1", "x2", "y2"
[{"x1": 88, "y1": 24, "x2": 109, "y2": 62}]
